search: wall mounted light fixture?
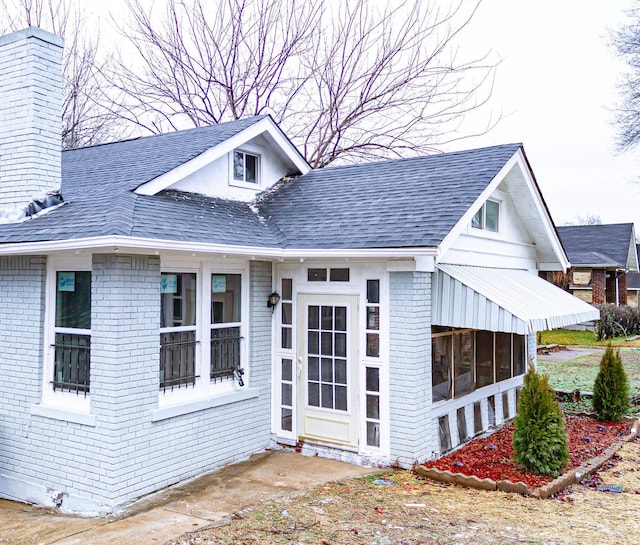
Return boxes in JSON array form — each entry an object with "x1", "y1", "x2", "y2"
[{"x1": 267, "y1": 291, "x2": 281, "y2": 313}]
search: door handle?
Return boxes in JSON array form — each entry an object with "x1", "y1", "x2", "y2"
[{"x1": 297, "y1": 357, "x2": 302, "y2": 378}]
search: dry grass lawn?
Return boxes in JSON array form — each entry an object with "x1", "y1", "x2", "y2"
[{"x1": 171, "y1": 439, "x2": 640, "y2": 545}]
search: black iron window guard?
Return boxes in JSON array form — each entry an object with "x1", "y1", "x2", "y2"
[
  {"x1": 211, "y1": 327, "x2": 243, "y2": 384},
  {"x1": 160, "y1": 331, "x2": 198, "y2": 391},
  {"x1": 52, "y1": 333, "x2": 90, "y2": 396}
]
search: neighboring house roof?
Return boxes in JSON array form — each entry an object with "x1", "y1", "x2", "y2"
[
  {"x1": 0, "y1": 117, "x2": 524, "y2": 251},
  {"x1": 257, "y1": 144, "x2": 522, "y2": 249},
  {"x1": 557, "y1": 223, "x2": 638, "y2": 270}
]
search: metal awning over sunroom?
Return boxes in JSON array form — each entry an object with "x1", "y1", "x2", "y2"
[{"x1": 433, "y1": 264, "x2": 600, "y2": 335}]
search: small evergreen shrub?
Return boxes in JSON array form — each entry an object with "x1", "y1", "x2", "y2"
[
  {"x1": 513, "y1": 366, "x2": 569, "y2": 477},
  {"x1": 592, "y1": 345, "x2": 630, "y2": 421}
]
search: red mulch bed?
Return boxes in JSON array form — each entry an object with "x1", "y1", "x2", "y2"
[{"x1": 423, "y1": 416, "x2": 631, "y2": 489}]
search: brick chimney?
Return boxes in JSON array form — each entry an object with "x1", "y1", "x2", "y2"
[{"x1": 0, "y1": 27, "x2": 63, "y2": 219}]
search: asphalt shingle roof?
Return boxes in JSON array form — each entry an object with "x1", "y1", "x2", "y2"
[
  {"x1": 557, "y1": 224, "x2": 635, "y2": 268},
  {"x1": 0, "y1": 116, "x2": 522, "y2": 251},
  {"x1": 257, "y1": 144, "x2": 522, "y2": 249},
  {"x1": 0, "y1": 116, "x2": 274, "y2": 246}
]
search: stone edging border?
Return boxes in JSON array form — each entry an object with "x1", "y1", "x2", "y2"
[{"x1": 413, "y1": 417, "x2": 640, "y2": 499}]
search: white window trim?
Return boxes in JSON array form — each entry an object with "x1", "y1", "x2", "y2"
[
  {"x1": 229, "y1": 149, "x2": 261, "y2": 189},
  {"x1": 40, "y1": 254, "x2": 92, "y2": 415},
  {"x1": 158, "y1": 260, "x2": 250, "y2": 409}
]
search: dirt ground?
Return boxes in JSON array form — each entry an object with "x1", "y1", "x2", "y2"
[{"x1": 169, "y1": 439, "x2": 640, "y2": 545}]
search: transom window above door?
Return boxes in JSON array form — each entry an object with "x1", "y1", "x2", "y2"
[{"x1": 307, "y1": 268, "x2": 350, "y2": 282}]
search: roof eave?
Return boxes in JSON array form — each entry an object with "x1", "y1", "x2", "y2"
[
  {"x1": 569, "y1": 262, "x2": 626, "y2": 269},
  {"x1": 0, "y1": 236, "x2": 438, "y2": 260}
]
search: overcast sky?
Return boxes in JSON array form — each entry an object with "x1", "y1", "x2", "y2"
[{"x1": 458, "y1": 0, "x2": 640, "y2": 234}]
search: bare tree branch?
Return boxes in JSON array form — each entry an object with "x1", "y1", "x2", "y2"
[
  {"x1": 610, "y1": 0, "x2": 640, "y2": 152},
  {"x1": 293, "y1": 0, "x2": 497, "y2": 167},
  {"x1": 111, "y1": 0, "x2": 497, "y2": 166},
  {"x1": 109, "y1": 0, "x2": 320, "y2": 133}
]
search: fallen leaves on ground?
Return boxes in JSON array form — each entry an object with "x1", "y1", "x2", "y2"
[{"x1": 422, "y1": 416, "x2": 631, "y2": 489}]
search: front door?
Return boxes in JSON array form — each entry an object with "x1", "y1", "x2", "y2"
[{"x1": 297, "y1": 294, "x2": 359, "y2": 448}]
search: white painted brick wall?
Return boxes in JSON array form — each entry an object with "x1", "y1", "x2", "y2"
[
  {"x1": 388, "y1": 271, "x2": 435, "y2": 467},
  {"x1": 0, "y1": 28, "x2": 62, "y2": 208},
  {"x1": 0, "y1": 255, "x2": 273, "y2": 513}
]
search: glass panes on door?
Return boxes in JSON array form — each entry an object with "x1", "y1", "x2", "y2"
[
  {"x1": 307, "y1": 305, "x2": 348, "y2": 411},
  {"x1": 365, "y1": 367, "x2": 381, "y2": 447},
  {"x1": 281, "y1": 358, "x2": 293, "y2": 431}
]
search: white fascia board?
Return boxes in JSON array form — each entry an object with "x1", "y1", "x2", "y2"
[
  {"x1": 135, "y1": 117, "x2": 311, "y2": 196},
  {"x1": 437, "y1": 152, "x2": 520, "y2": 260},
  {"x1": 568, "y1": 263, "x2": 623, "y2": 269},
  {"x1": 0, "y1": 235, "x2": 438, "y2": 260},
  {"x1": 628, "y1": 227, "x2": 639, "y2": 272}
]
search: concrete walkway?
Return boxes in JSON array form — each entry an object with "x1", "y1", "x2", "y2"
[
  {"x1": 0, "y1": 451, "x2": 379, "y2": 545},
  {"x1": 536, "y1": 345, "x2": 601, "y2": 363}
]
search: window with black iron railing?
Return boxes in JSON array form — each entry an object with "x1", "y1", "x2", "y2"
[
  {"x1": 53, "y1": 332, "x2": 90, "y2": 395},
  {"x1": 160, "y1": 330, "x2": 197, "y2": 391},
  {"x1": 210, "y1": 273, "x2": 243, "y2": 385},
  {"x1": 210, "y1": 326, "x2": 241, "y2": 382},
  {"x1": 53, "y1": 270, "x2": 92, "y2": 395},
  {"x1": 160, "y1": 272, "x2": 198, "y2": 391}
]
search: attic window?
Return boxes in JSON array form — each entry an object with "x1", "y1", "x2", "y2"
[
  {"x1": 233, "y1": 150, "x2": 258, "y2": 184},
  {"x1": 472, "y1": 200, "x2": 499, "y2": 232}
]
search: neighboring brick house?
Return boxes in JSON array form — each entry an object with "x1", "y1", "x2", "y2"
[
  {"x1": 553, "y1": 224, "x2": 639, "y2": 305},
  {"x1": 0, "y1": 28, "x2": 598, "y2": 514},
  {"x1": 628, "y1": 245, "x2": 640, "y2": 308}
]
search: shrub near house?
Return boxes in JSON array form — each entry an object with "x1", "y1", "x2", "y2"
[
  {"x1": 596, "y1": 304, "x2": 640, "y2": 340},
  {"x1": 593, "y1": 345, "x2": 630, "y2": 422},
  {"x1": 513, "y1": 366, "x2": 569, "y2": 477}
]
